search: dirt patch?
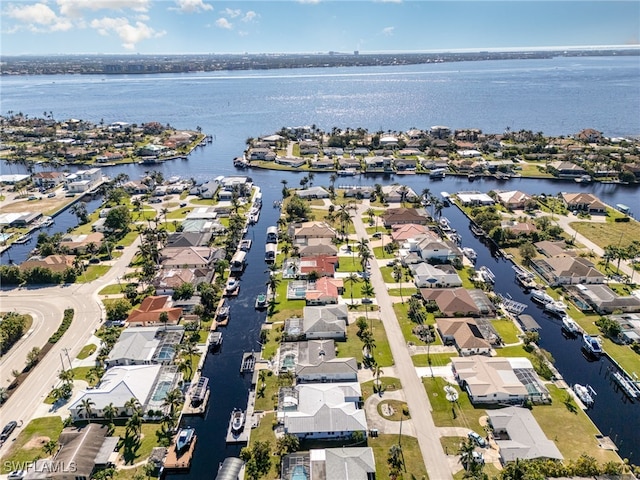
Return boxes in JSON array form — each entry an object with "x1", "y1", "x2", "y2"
[
  {"x1": 23, "y1": 436, "x2": 51, "y2": 449},
  {"x1": 0, "y1": 196, "x2": 74, "y2": 214}
]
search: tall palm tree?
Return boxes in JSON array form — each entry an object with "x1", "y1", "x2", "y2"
[
  {"x1": 387, "y1": 444, "x2": 404, "y2": 477},
  {"x1": 365, "y1": 208, "x2": 376, "y2": 225},
  {"x1": 58, "y1": 368, "x2": 74, "y2": 386},
  {"x1": 361, "y1": 281, "x2": 375, "y2": 324},
  {"x1": 103, "y1": 402, "x2": 118, "y2": 433},
  {"x1": 344, "y1": 273, "x2": 360, "y2": 306},
  {"x1": 162, "y1": 388, "x2": 184, "y2": 418},
  {"x1": 361, "y1": 331, "x2": 376, "y2": 362},
  {"x1": 79, "y1": 397, "x2": 95, "y2": 423},
  {"x1": 180, "y1": 342, "x2": 199, "y2": 380},
  {"x1": 393, "y1": 264, "x2": 404, "y2": 303}
]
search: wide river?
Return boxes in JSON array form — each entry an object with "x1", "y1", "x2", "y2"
[{"x1": 1, "y1": 55, "x2": 639, "y2": 470}]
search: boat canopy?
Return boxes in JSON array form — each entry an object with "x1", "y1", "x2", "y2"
[{"x1": 215, "y1": 457, "x2": 244, "y2": 480}]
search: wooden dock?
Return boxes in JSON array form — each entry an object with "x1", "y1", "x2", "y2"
[
  {"x1": 225, "y1": 390, "x2": 256, "y2": 445},
  {"x1": 163, "y1": 435, "x2": 197, "y2": 471},
  {"x1": 182, "y1": 388, "x2": 210, "y2": 416}
]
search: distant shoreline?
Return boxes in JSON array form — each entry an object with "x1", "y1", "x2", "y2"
[{"x1": 1, "y1": 48, "x2": 638, "y2": 76}]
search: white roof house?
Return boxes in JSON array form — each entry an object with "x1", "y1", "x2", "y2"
[
  {"x1": 411, "y1": 263, "x2": 462, "y2": 288},
  {"x1": 278, "y1": 382, "x2": 367, "y2": 440},
  {"x1": 313, "y1": 447, "x2": 376, "y2": 480},
  {"x1": 105, "y1": 325, "x2": 184, "y2": 367},
  {"x1": 488, "y1": 406, "x2": 563, "y2": 463},
  {"x1": 69, "y1": 365, "x2": 175, "y2": 420},
  {"x1": 303, "y1": 305, "x2": 348, "y2": 340},
  {"x1": 457, "y1": 192, "x2": 495, "y2": 206}
]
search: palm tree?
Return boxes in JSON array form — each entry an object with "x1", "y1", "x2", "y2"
[
  {"x1": 162, "y1": 388, "x2": 184, "y2": 417},
  {"x1": 344, "y1": 273, "x2": 360, "y2": 306},
  {"x1": 393, "y1": 264, "x2": 404, "y2": 303},
  {"x1": 58, "y1": 368, "x2": 74, "y2": 386},
  {"x1": 387, "y1": 444, "x2": 404, "y2": 478},
  {"x1": 180, "y1": 342, "x2": 199, "y2": 380},
  {"x1": 365, "y1": 208, "x2": 376, "y2": 225},
  {"x1": 103, "y1": 402, "x2": 118, "y2": 430},
  {"x1": 79, "y1": 397, "x2": 95, "y2": 423},
  {"x1": 266, "y1": 273, "x2": 281, "y2": 296},
  {"x1": 361, "y1": 330, "x2": 376, "y2": 362},
  {"x1": 458, "y1": 438, "x2": 480, "y2": 473},
  {"x1": 43, "y1": 439, "x2": 58, "y2": 456},
  {"x1": 361, "y1": 281, "x2": 375, "y2": 324},
  {"x1": 125, "y1": 397, "x2": 142, "y2": 416}
]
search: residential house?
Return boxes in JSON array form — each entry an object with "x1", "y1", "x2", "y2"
[
  {"x1": 501, "y1": 220, "x2": 537, "y2": 235},
  {"x1": 305, "y1": 277, "x2": 344, "y2": 305},
  {"x1": 126, "y1": 295, "x2": 182, "y2": 326},
  {"x1": 299, "y1": 239, "x2": 339, "y2": 258},
  {"x1": 561, "y1": 192, "x2": 607, "y2": 214},
  {"x1": 576, "y1": 128, "x2": 604, "y2": 143},
  {"x1": 411, "y1": 235, "x2": 461, "y2": 263},
  {"x1": 338, "y1": 158, "x2": 363, "y2": 171},
  {"x1": 550, "y1": 161, "x2": 587, "y2": 178},
  {"x1": 165, "y1": 231, "x2": 213, "y2": 248},
  {"x1": 25, "y1": 424, "x2": 118, "y2": 480},
  {"x1": 292, "y1": 222, "x2": 338, "y2": 243},
  {"x1": 302, "y1": 305, "x2": 348, "y2": 339},
  {"x1": 278, "y1": 339, "x2": 336, "y2": 373},
  {"x1": 364, "y1": 156, "x2": 389, "y2": 172},
  {"x1": 105, "y1": 325, "x2": 184, "y2": 367},
  {"x1": 298, "y1": 255, "x2": 339, "y2": 277},
  {"x1": 420, "y1": 288, "x2": 491, "y2": 317},
  {"x1": 496, "y1": 190, "x2": 533, "y2": 210},
  {"x1": 457, "y1": 192, "x2": 495, "y2": 206},
  {"x1": 160, "y1": 246, "x2": 221, "y2": 269},
  {"x1": 122, "y1": 180, "x2": 150, "y2": 195},
  {"x1": 411, "y1": 263, "x2": 462, "y2": 288},
  {"x1": 607, "y1": 313, "x2": 640, "y2": 344},
  {"x1": 281, "y1": 448, "x2": 376, "y2": 480},
  {"x1": 32, "y1": 171, "x2": 65, "y2": 188},
  {"x1": 488, "y1": 407, "x2": 563, "y2": 463},
  {"x1": 152, "y1": 268, "x2": 211, "y2": 296},
  {"x1": 430, "y1": 125, "x2": 451, "y2": 139},
  {"x1": 342, "y1": 185, "x2": 373, "y2": 198},
  {"x1": 278, "y1": 382, "x2": 367, "y2": 440},
  {"x1": 534, "y1": 240, "x2": 575, "y2": 258},
  {"x1": 20, "y1": 254, "x2": 75, "y2": 273},
  {"x1": 248, "y1": 148, "x2": 276, "y2": 161},
  {"x1": 572, "y1": 284, "x2": 640, "y2": 314},
  {"x1": 60, "y1": 233, "x2": 104, "y2": 254},
  {"x1": 391, "y1": 223, "x2": 430, "y2": 243},
  {"x1": 382, "y1": 185, "x2": 418, "y2": 203},
  {"x1": 310, "y1": 158, "x2": 335, "y2": 169},
  {"x1": 296, "y1": 186, "x2": 330, "y2": 199},
  {"x1": 69, "y1": 364, "x2": 180, "y2": 420},
  {"x1": 436, "y1": 318, "x2": 491, "y2": 356},
  {"x1": 297, "y1": 357, "x2": 359, "y2": 384},
  {"x1": 531, "y1": 256, "x2": 605, "y2": 286},
  {"x1": 381, "y1": 207, "x2": 430, "y2": 227},
  {"x1": 451, "y1": 356, "x2": 549, "y2": 404}
]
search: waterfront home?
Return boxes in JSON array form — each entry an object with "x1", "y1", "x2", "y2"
[
  {"x1": 496, "y1": 190, "x2": 533, "y2": 210},
  {"x1": 165, "y1": 231, "x2": 213, "y2": 248},
  {"x1": 126, "y1": 295, "x2": 182, "y2": 326},
  {"x1": 411, "y1": 263, "x2": 462, "y2": 288},
  {"x1": 364, "y1": 156, "x2": 389, "y2": 172},
  {"x1": 32, "y1": 171, "x2": 65, "y2": 188},
  {"x1": 297, "y1": 357, "x2": 358, "y2": 384},
  {"x1": 571, "y1": 284, "x2": 640, "y2": 314},
  {"x1": 561, "y1": 192, "x2": 607, "y2": 214},
  {"x1": 299, "y1": 140, "x2": 319, "y2": 155},
  {"x1": 607, "y1": 313, "x2": 640, "y2": 344},
  {"x1": 298, "y1": 255, "x2": 339, "y2": 278},
  {"x1": 487, "y1": 407, "x2": 563, "y2": 463},
  {"x1": 276, "y1": 157, "x2": 306, "y2": 168},
  {"x1": 296, "y1": 186, "x2": 330, "y2": 199},
  {"x1": 278, "y1": 339, "x2": 336, "y2": 373},
  {"x1": 281, "y1": 447, "x2": 375, "y2": 480},
  {"x1": 278, "y1": 382, "x2": 367, "y2": 440},
  {"x1": 122, "y1": 180, "x2": 150, "y2": 195},
  {"x1": 342, "y1": 185, "x2": 373, "y2": 198},
  {"x1": 300, "y1": 305, "x2": 348, "y2": 340},
  {"x1": 305, "y1": 277, "x2": 344, "y2": 305},
  {"x1": 501, "y1": 220, "x2": 537, "y2": 235},
  {"x1": 414, "y1": 235, "x2": 462, "y2": 264},
  {"x1": 19, "y1": 254, "x2": 75, "y2": 273},
  {"x1": 431, "y1": 125, "x2": 452, "y2": 138},
  {"x1": 60, "y1": 232, "x2": 104, "y2": 254},
  {"x1": 248, "y1": 147, "x2": 276, "y2": 161},
  {"x1": 419, "y1": 288, "x2": 487, "y2": 317},
  {"x1": 456, "y1": 192, "x2": 495, "y2": 206},
  {"x1": 391, "y1": 223, "x2": 430, "y2": 243},
  {"x1": 152, "y1": 268, "x2": 211, "y2": 296},
  {"x1": 298, "y1": 239, "x2": 339, "y2": 258},
  {"x1": 381, "y1": 184, "x2": 418, "y2": 203},
  {"x1": 291, "y1": 221, "x2": 337, "y2": 243},
  {"x1": 381, "y1": 207, "x2": 430, "y2": 227},
  {"x1": 531, "y1": 256, "x2": 605, "y2": 286},
  {"x1": 451, "y1": 356, "x2": 549, "y2": 404},
  {"x1": 549, "y1": 161, "x2": 587, "y2": 178},
  {"x1": 436, "y1": 318, "x2": 491, "y2": 356},
  {"x1": 337, "y1": 157, "x2": 363, "y2": 171},
  {"x1": 69, "y1": 364, "x2": 180, "y2": 420},
  {"x1": 28, "y1": 424, "x2": 117, "y2": 480},
  {"x1": 160, "y1": 246, "x2": 222, "y2": 269},
  {"x1": 533, "y1": 240, "x2": 576, "y2": 258},
  {"x1": 105, "y1": 325, "x2": 184, "y2": 367},
  {"x1": 310, "y1": 158, "x2": 335, "y2": 169},
  {"x1": 185, "y1": 206, "x2": 218, "y2": 220}
]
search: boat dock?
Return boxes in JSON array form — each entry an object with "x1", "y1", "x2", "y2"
[
  {"x1": 182, "y1": 375, "x2": 211, "y2": 416},
  {"x1": 611, "y1": 370, "x2": 640, "y2": 400},
  {"x1": 225, "y1": 390, "x2": 256, "y2": 444},
  {"x1": 163, "y1": 435, "x2": 197, "y2": 471},
  {"x1": 241, "y1": 351, "x2": 258, "y2": 373}
]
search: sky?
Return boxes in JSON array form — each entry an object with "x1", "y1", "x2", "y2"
[{"x1": 1, "y1": 1, "x2": 639, "y2": 55}]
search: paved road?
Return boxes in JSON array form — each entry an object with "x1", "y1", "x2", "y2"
[
  {"x1": 0, "y1": 235, "x2": 140, "y2": 453},
  {"x1": 350, "y1": 202, "x2": 453, "y2": 480}
]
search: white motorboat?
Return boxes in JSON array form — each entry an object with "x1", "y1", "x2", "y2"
[
  {"x1": 531, "y1": 290, "x2": 554, "y2": 305},
  {"x1": 582, "y1": 334, "x2": 603, "y2": 356},
  {"x1": 225, "y1": 278, "x2": 239, "y2": 294},
  {"x1": 562, "y1": 316, "x2": 581, "y2": 335},
  {"x1": 230, "y1": 409, "x2": 245, "y2": 434},
  {"x1": 573, "y1": 384, "x2": 595, "y2": 407},
  {"x1": 462, "y1": 247, "x2": 477, "y2": 261},
  {"x1": 544, "y1": 301, "x2": 567, "y2": 317},
  {"x1": 478, "y1": 266, "x2": 495, "y2": 284}
]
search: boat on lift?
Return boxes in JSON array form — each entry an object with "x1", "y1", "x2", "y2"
[
  {"x1": 561, "y1": 316, "x2": 581, "y2": 335},
  {"x1": 582, "y1": 334, "x2": 603, "y2": 356},
  {"x1": 478, "y1": 266, "x2": 495, "y2": 284},
  {"x1": 175, "y1": 427, "x2": 196, "y2": 453},
  {"x1": 544, "y1": 300, "x2": 567, "y2": 317},
  {"x1": 462, "y1": 247, "x2": 477, "y2": 262},
  {"x1": 573, "y1": 384, "x2": 596, "y2": 407},
  {"x1": 531, "y1": 290, "x2": 554, "y2": 305}
]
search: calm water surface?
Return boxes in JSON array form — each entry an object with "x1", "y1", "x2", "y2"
[{"x1": 2, "y1": 56, "x2": 639, "y2": 469}]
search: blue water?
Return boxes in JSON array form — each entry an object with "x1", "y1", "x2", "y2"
[{"x1": 2, "y1": 56, "x2": 640, "y2": 469}]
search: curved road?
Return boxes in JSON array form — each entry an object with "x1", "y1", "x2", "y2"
[
  {"x1": 351, "y1": 202, "x2": 453, "y2": 480},
  {"x1": 0, "y1": 236, "x2": 140, "y2": 452}
]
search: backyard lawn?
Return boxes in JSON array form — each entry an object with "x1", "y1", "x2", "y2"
[
  {"x1": 491, "y1": 318, "x2": 521, "y2": 344},
  {"x1": 0, "y1": 417, "x2": 64, "y2": 473},
  {"x1": 339, "y1": 318, "x2": 393, "y2": 367}
]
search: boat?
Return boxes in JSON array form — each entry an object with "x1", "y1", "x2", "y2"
[
  {"x1": 573, "y1": 384, "x2": 595, "y2": 407},
  {"x1": 544, "y1": 300, "x2": 567, "y2": 317},
  {"x1": 39, "y1": 216, "x2": 54, "y2": 228},
  {"x1": 611, "y1": 371, "x2": 639, "y2": 400},
  {"x1": 175, "y1": 427, "x2": 195, "y2": 453},
  {"x1": 255, "y1": 293, "x2": 267, "y2": 310},
  {"x1": 216, "y1": 299, "x2": 230, "y2": 319},
  {"x1": 531, "y1": 290, "x2": 554, "y2": 305},
  {"x1": 467, "y1": 173, "x2": 476, "y2": 181},
  {"x1": 230, "y1": 409, "x2": 245, "y2": 434},
  {"x1": 574, "y1": 174, "x2": 593, "y2": 184},
  {"x1": 429, "y1": 168, "x2": 446, "y2": 179},
  {"x1": 208, "y1": 331, "x2": 223, "y2": 351},
  {"x1": 582, "y1": 334, "x2": 603, "y2": 356},
  {"x1": 337, "y1": 169, "x2": 357, "y2": 176},
  {"x1": 478, "y1": 266, "x2": 495, "y2": 284},
  {"x1": 469, "y1": 223, "x2": 486, "y2": 237},
  {"x1": 561, "y1": 316, "x2": 581, "y2": 335},
  {"x1": 439, "y1": 217, "x2": 452, "y2": 232},
  {"x1": 462, "y1": 247, "x2": 477, "y2": 262},
  {"x1": 225, "y1": 278, "x2": 239, "y2": 294},
  {"x1": 440, "y1": 192, "x2": 451, "y2": 206},
  {"x1": 190, "y1": 376, "x2": 209, "y2": 406},
  {"x1": 13, "y1": 233, "x2": 32, "y2": 244},
  {"x1": 512, "y1": 265, "x2": 536, "y2": 289},
  {"x1": 230, "y1": 250, "x2": 247, "y2": 274},
  {"x1": 239, "y1": 239, "x2": 252, "y2": 251}
]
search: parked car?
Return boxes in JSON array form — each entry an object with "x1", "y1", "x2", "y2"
[
  {"x1": 372, "y1": 232, "x2": 382, "y2": 238},
  {"x1": 47, "y1": 193, "x2": 56, "y2": 198},
  {"x1": 468, "y1": 431, "x2": 487, "y2": 448},
  {"x1": 1, "y1": 421, "x2": 18, "y2": 442},
  {"x1": 471, "y1": 451, "x2": 485, "y2": 464}
]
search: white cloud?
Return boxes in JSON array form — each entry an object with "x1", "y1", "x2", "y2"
[
  {"x1": 382, "y1": 26, "x2": 395, "y2": 36},
  {"x1": 215, "y1": 17, "x2": 232, "y2": 29},
  {"x1": 242, "y1": 11, "x2": 257, "y2": 22},
  {"x1": 5, "y1": 3, "x2": 73, "y2": 32},
  {"x1": 223, "y1": 8, "x2": 242, "y2": 18},
  {"x1": 57, "y1": 0, "x2": 150, "y2": 17},
  {"x1": 90, "y1": 16, "x2": 165, "y2": 49},
  {"x1": 172, "y1": 0, "x2": 213, "y2": 14}
]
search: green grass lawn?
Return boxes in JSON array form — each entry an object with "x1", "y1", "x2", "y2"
[
  {"x1": 76, "y1": 265, "x2": 110, "y2": 283},
  {"x1": 112, "y1": 423, "x2": 162, "y2": 466},
  {"x1": 267, "y1": 280, "x2": 306, "y2": 322},
  {"x1": 380, "y1": 266, "x2": 397, "y2": 282},
  {"x1": 0, "y1": 417, "x2": 64, "y2": 473},
  {"x1": 491, "y1": 318, "x2": 521, "y2": 344},
  {"x1": 569, "y1": 219, "x2": 640, "y2": 250},
  {"x1": 422, "y1": 377, "x2": 486, "y2": 434},
  {"x1": 337, "y1": 255, "x2": 364, "y2": 273},
  {"x1": 393, "y1": 303, "x2": 440, "y2": 347},
  {"x1": 99, "y1": 283, "x2": 127, "y2": 295},
  {"x1": 373, "y1": 245, "x2": 393, "y2": 259},
  {"x1": 361, "y1": 377, "x2": 402, "y2": 400},
  {"x1": 518, "y1": 162, "x2": 554, "y2": 178},
  {"x1": 338, "y1": 318, "x2": 394, "y2": 367},
  {"x1": 458, "y1": 267, "x2": 476, "y2": 289},
  {"x1": 368, "y1": 433, "x2": 428, "y2": 480},
  {"x1": 412, "y1": 352, "x2": 457, "y2": 368},
  {"x1": 387, "y1": 287, "x2": 418, "y2": 298},
  {"x1": 247, "y1": 412, "x2": 279, "y2": 480},
  {"x1": 260, "y1": 326, "x2": 282, "y2": 361},
  {"x1": 165, "y1": 207, "x2": 191, "y2": 219},
  {"x1": 254, "y1": 371, "x2": 280, "y2": 412},
  {"x1": 598, "y1": 338, "x2": 640, "y2": 377},
  {"x1": 531, "y1": 385, "x2": 620, "y2": 463},
  {"x1": 343, "y1": 278, "x2": 367, "y2": 299},
  {"x1": 71, "y1": 366, "x2": 98, "y2": 385},
  {"x1": 76, "y1": 344, "x2": 97, "y2": 359}
]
